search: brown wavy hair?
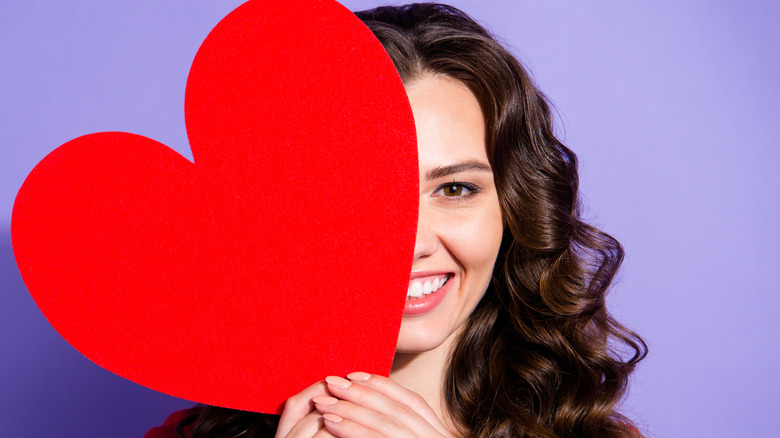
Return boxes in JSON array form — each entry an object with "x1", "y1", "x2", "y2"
[{"x1": 183, "y1": 3, "x2": 646, "y2": 437}]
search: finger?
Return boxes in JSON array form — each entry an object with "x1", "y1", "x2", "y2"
[
  {"x1": 321, "y1": 376, "x2": 445, "y2": 437},
  {"x1": 321, "y1": 413, "x2": 384, "y2": 438},
  {"x1": 284, "y1": 410, "x2": 325, "y2": 438},
  {"x1": 345, "y1": 373, "x2": 452, "y2": 436},
  {"x1": 275, "y1": 380, "x2": 331, "y2": 438},
  {"x1": 316, "y1": 400, "x2": 413, "y2": 438},
  {"x1": 312, "y1": 426, "x2": 339, "y2": 438}
]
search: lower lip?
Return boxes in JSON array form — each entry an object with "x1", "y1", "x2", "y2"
[{"x1": 403, "y1": 276, "x2": 453, "y2": 316}]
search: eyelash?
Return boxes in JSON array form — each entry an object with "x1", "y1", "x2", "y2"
[{"x1": 432, "y1": 181, "x2": 481, "y2": 200}]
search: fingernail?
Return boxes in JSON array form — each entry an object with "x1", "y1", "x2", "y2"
[
  {"x1": 346, "y1": 371, "x2": 371, "y2": 382},
  {"x1": 322, "y1": 413, "x2": 343, "y2": 423},
  {"x1": 312, "y1": 396, "x2": 338, "y2": 406},
  {"x1": 325, "y1": 375, "x2": 351, "y2": 389}
]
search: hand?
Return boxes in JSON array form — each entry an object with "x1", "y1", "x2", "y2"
[
  {"x1": 312, "y1": 372, "x2": 456, "y2": 438},
  {"x1": 274, "y1": 380, "x2": 337, "y2": 438}
]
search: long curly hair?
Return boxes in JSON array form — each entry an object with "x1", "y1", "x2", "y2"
[{"x1": 183, "y1": 3, "x2": 646, "y2": 437}]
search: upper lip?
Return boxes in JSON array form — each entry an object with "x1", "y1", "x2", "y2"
[{"x1": 409, "y1": 271, "x2": 453, "y2": 280}]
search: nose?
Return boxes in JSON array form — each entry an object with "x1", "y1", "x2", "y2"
[{"x1": 413, "y1": 203, "x2": 439, "y2": 261}]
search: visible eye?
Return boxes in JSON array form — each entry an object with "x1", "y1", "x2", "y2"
[{"x1": 433, "y1": 182, "x2": 480, "y2": 199}]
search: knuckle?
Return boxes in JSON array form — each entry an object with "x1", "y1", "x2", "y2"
[
  {"x1": 286, "y1": 393, "x2": 307, "y2": 405},
  {"x1": 284, "y1": 395, "x2": 314, "y2": 413},
  {"x1": 392, "y1": 400, "x2": 416, "y2": 418},
  {"x1": 378, "y1": 415, "x2": 408, "y2": 435},
  {"x1": 409, "y1": 391, "x2": 426, "y2": 406}
]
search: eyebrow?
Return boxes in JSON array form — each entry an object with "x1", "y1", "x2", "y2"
[{"x1": 424, "y1": 160, "x2": 493, "y2": 180}]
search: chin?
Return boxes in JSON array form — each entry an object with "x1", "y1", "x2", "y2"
[
  {"x1": 394, "y1": 313, "x2": 467, "y2": 354},
  {"x1": 394, "y1": 274, "x2": 491, "y2": 356}
]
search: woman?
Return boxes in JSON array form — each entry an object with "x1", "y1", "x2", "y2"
[{"x1": 147, "y1": 3, "x2": 646, "y2": 437}]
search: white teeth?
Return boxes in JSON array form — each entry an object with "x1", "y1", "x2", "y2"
[
  {"x1": 407, "y1": 275, "x2": 450, "y2": 299},
  {"x1": 410, "y1": 282, "x2": 423, "y2": 298}
]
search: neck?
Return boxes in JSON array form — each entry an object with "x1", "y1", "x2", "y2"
[{"x1": 389, "y1": 333, "x2": 460, "y2": 434}]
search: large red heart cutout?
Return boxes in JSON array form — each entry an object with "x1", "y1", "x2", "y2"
[{"x1": 11, "y1": 0, "x2": 417, "y2": 414}]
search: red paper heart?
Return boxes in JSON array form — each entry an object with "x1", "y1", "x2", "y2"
[{"x1": 11, "y1": 0, "x2": 417, "y2": 414}]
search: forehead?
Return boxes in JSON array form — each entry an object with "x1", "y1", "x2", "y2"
[{"x1": 405, "y1": 75, "x2": 488, "y2": 169}]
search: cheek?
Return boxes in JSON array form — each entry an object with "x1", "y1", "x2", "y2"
[{"x1": 440, "y1": 205, "x2": 504, "y2": 277}]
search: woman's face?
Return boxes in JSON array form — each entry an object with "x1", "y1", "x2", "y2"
[{"x1": 396, "y1": 75, "x2": 504, "y2": 353}]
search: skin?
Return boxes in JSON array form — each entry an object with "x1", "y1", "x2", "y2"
[{"x1": 275, "y1": 75, "x2": 504, "y2": 438}]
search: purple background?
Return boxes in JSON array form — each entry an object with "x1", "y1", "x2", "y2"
[{"x1": 1, "y1": 1, "x2": 778, "y2": 436}]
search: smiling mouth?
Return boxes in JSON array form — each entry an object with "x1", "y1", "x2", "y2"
[{"x1": 406, "y1": 274, "x2": 452, "y2": 299}]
